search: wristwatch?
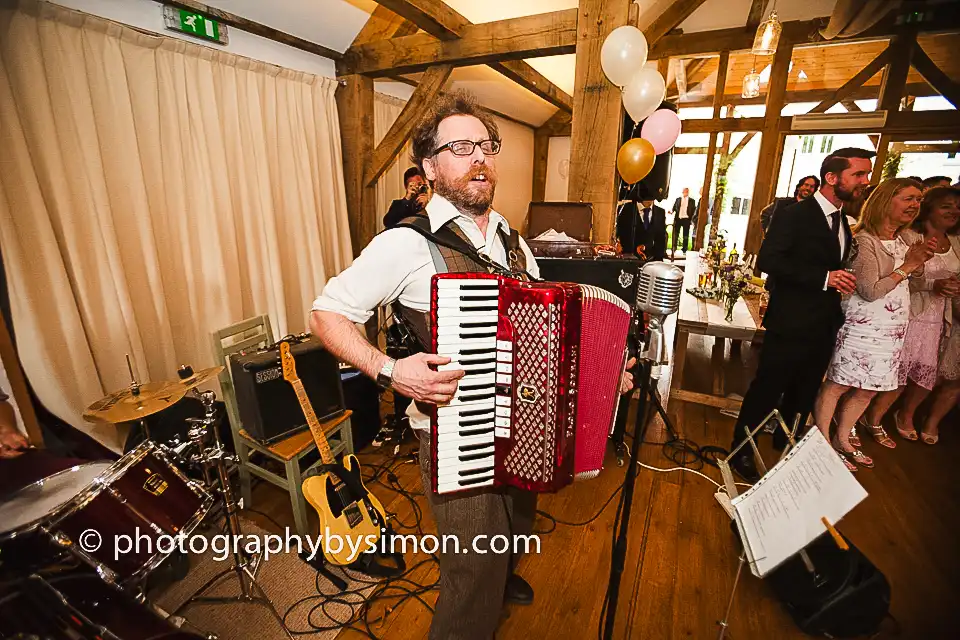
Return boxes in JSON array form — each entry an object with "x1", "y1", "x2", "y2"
[
  {"x1": 376, "y1": 358, "x2": 396, "y2": 388},
  {"x1": 894, "y1": 268, "x2": 909, "y2": 279}
]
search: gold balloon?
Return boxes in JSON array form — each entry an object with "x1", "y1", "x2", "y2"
[{"x1": 616, "y1": 138, "x2": 656, "y2": 184}]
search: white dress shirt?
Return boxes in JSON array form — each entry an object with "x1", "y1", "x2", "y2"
[
  {"x1": 678, "y1": 196, "x2": 689, "y2": 220},
  {"x1": 312, "y1": 194, "x2": 540, "y2": 430},
  {"x1": 814, "y1": 190, "x2": 846, "y2": 290}
]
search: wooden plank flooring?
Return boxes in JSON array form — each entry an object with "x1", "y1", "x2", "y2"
[{"x1": 246, "y1": 332, "x2": 960, "y2": 639}]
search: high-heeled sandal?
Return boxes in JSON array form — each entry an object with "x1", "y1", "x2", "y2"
[
  {"x1": 920, "y1": 430, "x2": 939, "y2": 445},
  {"x1": 833, "y1": 440, "x2": 874, "y2": 468},
  {"x1": 861, "y1": 422, "x2": 896, "y2": 449},
  {"x1": 848, "y1": 425, "x2": 861, "y2": 448},
  {"x1": 894, "y1": 411, "x2": 918, "y2": 441},
  {"x1": 832, "y1": 445, "x2": 858, "y2": 473}
]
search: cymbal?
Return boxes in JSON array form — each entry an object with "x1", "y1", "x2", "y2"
[
  {"x1": 177, "y1": 365, "x2": 224, "y2": 391},
  {"x1": 83, "y1": 381, "x2": 187, "y2": 425}
]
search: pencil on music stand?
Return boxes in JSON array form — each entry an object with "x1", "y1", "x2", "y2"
[{"x1": 821, "y1": 517, "x2": 849, "y2": 551}]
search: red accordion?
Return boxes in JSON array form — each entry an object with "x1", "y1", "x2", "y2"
[{"x1": 430, "y1": 273, "x2": 632, "y2": 495}]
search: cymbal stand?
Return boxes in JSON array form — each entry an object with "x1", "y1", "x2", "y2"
[
  {"x1": 126, "y1": 354, "x2": 151, "y2": 441},
  {"x1": 173, "y1": 390, "x2": 292, "y2": 640}
]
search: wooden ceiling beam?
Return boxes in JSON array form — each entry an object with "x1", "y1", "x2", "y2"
[
  {"x1": 351, "y1": 5, "x2": 419, "y2": 45},
  {"x1": 651, "y1": 10, "x2": 960, "y2": 59},
  {"x1": 347, "y1": 5, "x2": 574, "y2": 111},
  {"x1": 809, "y1": 46, "x2": 890, "y2": 113},
  {"x1": 364, "y1": 64, "x2": 452, "y2": 187},
  {"x1": 639, "y1": 0, "x2": 710, "y2": 47},
  {"x1": 911, "y1": 44, "x2": 960, "y2": 109},
  {"x1": 384, "y1": 74, "x2": 539, "y2": 128},
  {"x1": 374, "y1": 0, "x2": 469, "y2": 40},
  {"x1": 372, "y1": 3, "x2": 574, "y2": 111},
  {"x1": 676, "y1": 82, "x2": 938, "y2": 109},
  {"x1": 163, "y1": 0, "x2": 343, "y2": 60},
  {"x1": 488, "y1": 61, "x2": 573, "y2": 112},
  {"x1": 746, "y1": 0, "x2": 771, "y2": 29}
]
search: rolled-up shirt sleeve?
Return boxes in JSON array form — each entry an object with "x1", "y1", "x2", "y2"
[{"x1": 312, "y1": 229, "x2": 426, "y2": 323}]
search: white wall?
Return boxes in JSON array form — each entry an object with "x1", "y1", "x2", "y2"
[
  {"x1": 544, "y1": 136, "x2": 571, "y2": 202},
  {"x1": 51, "y1": 0, "x2": 338, "y2": 77},
  {"x1": 491, "y1": 117, "x2": 534, "y2": 231}
]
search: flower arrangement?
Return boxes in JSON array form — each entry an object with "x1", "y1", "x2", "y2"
[{"x1": 720, "y1": 259, "x2": 753, "y2": 322}]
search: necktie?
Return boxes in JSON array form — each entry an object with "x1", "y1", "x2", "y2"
[
  {"x1": 643, "y1": 208, "x2": 651, "y2": 228},
  {"x1": 830, "y1": 211, "x2": 840, "y2": 235}
]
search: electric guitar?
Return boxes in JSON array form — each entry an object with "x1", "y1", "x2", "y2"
[{"x1": 279, "y1": 341, "x2": 387, "y2": 565}]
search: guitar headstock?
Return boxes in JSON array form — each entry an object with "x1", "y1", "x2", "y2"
[{"x1": 279, "y1": 341, "x2": 298, "y2": 383}]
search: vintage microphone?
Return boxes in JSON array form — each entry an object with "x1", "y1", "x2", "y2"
[{"x1": 602, "y1": 261, "x2": 683, "y2": 640}]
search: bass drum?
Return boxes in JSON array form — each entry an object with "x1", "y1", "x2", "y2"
[
  {"x1": 0, "y1": 573, "x2": 205, "y2": 639},
  {"x1": 0, "y1": 441, "x2": 212, "y2": 586}
]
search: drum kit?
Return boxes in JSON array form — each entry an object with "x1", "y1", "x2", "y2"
[{"x1": 0, "y1": 362, "x2": 292, "y2": 639}]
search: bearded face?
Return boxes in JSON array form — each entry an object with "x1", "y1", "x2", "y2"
[
  {"x1": 432, "y1": 162, "x2": 498, "y2": 217},
  {"x1": 423, "y1": 115, "x2": 499, "y2": 217}
]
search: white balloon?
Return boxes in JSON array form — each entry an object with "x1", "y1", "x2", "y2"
[
  {"x1": 622, "y1": 67, "x2": 666, "y2": 123},
  {"x1": 600, "y1": 26, "x2": 649, "y2": 87}
]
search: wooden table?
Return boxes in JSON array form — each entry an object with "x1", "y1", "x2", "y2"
[{"x1": 669, "y1": 257, "x2": 765, "y2": 413}]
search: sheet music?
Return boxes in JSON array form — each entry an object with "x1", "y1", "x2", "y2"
[{"x1": 731, "y1": 428, "x2": 867, "y2": 577}]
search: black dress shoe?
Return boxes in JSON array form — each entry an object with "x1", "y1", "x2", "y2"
[
  {"x1": 730, "y1": 452, "x2": 760, "y2": 483},
  {"x1": 504, "y1": 574, "x2": 534, "y2": 605}
]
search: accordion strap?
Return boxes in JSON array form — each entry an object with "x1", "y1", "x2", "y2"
[{"x1": 394, "y1": 216, "x2": 531, "y2": 280}]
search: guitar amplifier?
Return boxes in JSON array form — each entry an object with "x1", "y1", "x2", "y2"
[
  {"x1": 229, "y1": 335, "x2": 345, "y2": 444},
  {"x1": 536, "y1": 255, "x2": 642, "y2": 309}
]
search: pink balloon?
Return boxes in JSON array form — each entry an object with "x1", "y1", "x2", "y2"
[{"x1": 640, "y1": 109, "x2": 682, "y2": 155}]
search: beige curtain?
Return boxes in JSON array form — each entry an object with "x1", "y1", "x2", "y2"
[
  {"x1": 0, "y1": 1, "x2": 353, "y2": 450},
  {"x1": 374, "y1": 92, "x2": 412, "y2": 232}
]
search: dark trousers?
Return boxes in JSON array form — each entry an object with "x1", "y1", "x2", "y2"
[
  {"x1": 731, "y1": 329, "x2": 837, "y2": 452},
  {"x1": 418, "y1": 432, "x2": 537, "y2": 640},
  {"x1": 672, "y1": 218, "x2": 691, "y2": 252}
]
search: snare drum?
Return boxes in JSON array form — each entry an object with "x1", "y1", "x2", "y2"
[{"x1": 0, "y1": 441, "x2": 212, "y2": 586}]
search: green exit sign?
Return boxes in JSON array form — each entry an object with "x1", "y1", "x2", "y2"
[{"x1": 163, "y1": 5, "x2": 229, "y2": 45}]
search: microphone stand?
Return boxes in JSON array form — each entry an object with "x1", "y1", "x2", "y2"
[{"x1": 601, "y1": 317, "x2": 663, "y2": 640}]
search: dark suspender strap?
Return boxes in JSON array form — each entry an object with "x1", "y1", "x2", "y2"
[{"x1": 394, "y1": 217, "x2": 509, "y2": 276}]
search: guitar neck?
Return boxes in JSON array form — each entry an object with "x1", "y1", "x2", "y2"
[{"x1": 291, "y1": 379, "x2": 335, "y2": 465}]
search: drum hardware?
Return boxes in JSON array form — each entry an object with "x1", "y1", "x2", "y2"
[
  {"x1": 172, "y1": 390, "x2": 292, "y2": 640},
  {"x1": 0, "y1": 442, "x2": 214, "y2": 591}
]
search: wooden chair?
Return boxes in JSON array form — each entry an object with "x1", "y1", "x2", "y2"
[{"x1": 211, "y1": 316, "x2": 354, "y2": 535}]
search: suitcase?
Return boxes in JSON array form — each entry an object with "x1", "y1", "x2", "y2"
[{"x1": 765, "y1": 532, "x2": 891, "y2": 638}]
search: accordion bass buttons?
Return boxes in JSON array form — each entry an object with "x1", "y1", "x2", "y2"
[{"x1": 495, "y1": 340, "x2": 513, "y2": 438}]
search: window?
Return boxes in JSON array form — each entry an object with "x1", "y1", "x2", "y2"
[
  {"x1": 731, "y1": 197, "x2": 741, "y2": 216},
  {"x1": 820, "y1": 135, "x2": 834, "y2": 154},
  {"x1": 801, "y1": 136, "x2": 815, "y2": 153}
]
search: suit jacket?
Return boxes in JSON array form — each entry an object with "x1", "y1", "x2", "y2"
[
  {"x1": 757, "y1": 197, "x2": 852, "y2": 338},
  {"x1": 617, "y1": 203, "x2": 667, "y2": 261},
  {"x1": 672, "y1": 197, "x2": 697, "y2": 224}
]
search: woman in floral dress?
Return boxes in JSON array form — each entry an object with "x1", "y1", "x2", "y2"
[
  {"x1": 813, "y1": 179, "x2": 934, "y2": 471},
  {"x1": 861, "y1": 186, "x2": 960, "y2": 445}
]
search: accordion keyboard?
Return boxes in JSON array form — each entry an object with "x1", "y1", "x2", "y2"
[{"x1": 433, "y1": 277, "x2": 501, "y2": 493}]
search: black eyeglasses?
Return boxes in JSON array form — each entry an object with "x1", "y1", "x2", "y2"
[{"x1": 432, "y1": 139, "x2": 501, "y2": 157}]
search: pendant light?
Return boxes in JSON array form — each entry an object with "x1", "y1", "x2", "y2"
[
  {"x1": 742, "y1": 54, "x2": 761, "y2": 98},
  {"x1": 752, "y1": 5, "x2": 782, "y2": 56}
]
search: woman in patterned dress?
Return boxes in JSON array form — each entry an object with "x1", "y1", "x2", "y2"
[
  {"x1": 812, "y1": 179, "x2": 934, "y2": 472},
  {"x1": 860, "y1": 187, "x2": 960, "y2": 445}
]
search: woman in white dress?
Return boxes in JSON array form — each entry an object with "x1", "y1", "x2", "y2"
[
  {"x1": 859, "y1": 186, "x2": 960, "y2": 444},
  {"x1": 813, "y1": 178, "x2": 934, "y2": 472}
]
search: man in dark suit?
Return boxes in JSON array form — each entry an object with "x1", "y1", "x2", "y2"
[
  {"x1": 729, "y1": 148, "x2": 875, "y2": 482},
  {"x1": 670, "y1": 188, "x2": 697, "y2": 253},
  {"x1": 617, "y1": 199, "x2": 667, "y2": 261}
]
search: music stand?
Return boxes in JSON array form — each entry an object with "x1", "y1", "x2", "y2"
[{"x1": 714, "y1": 409, "x2": 808, "y2": 640}]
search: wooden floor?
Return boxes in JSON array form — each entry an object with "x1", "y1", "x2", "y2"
[{"x1": 246, "y1": 333, "x2": 960, "y2": 640}]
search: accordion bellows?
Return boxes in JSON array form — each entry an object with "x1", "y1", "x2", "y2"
[{"x1": 430, "y1": 273, "x2": 631, "y2": 495}]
